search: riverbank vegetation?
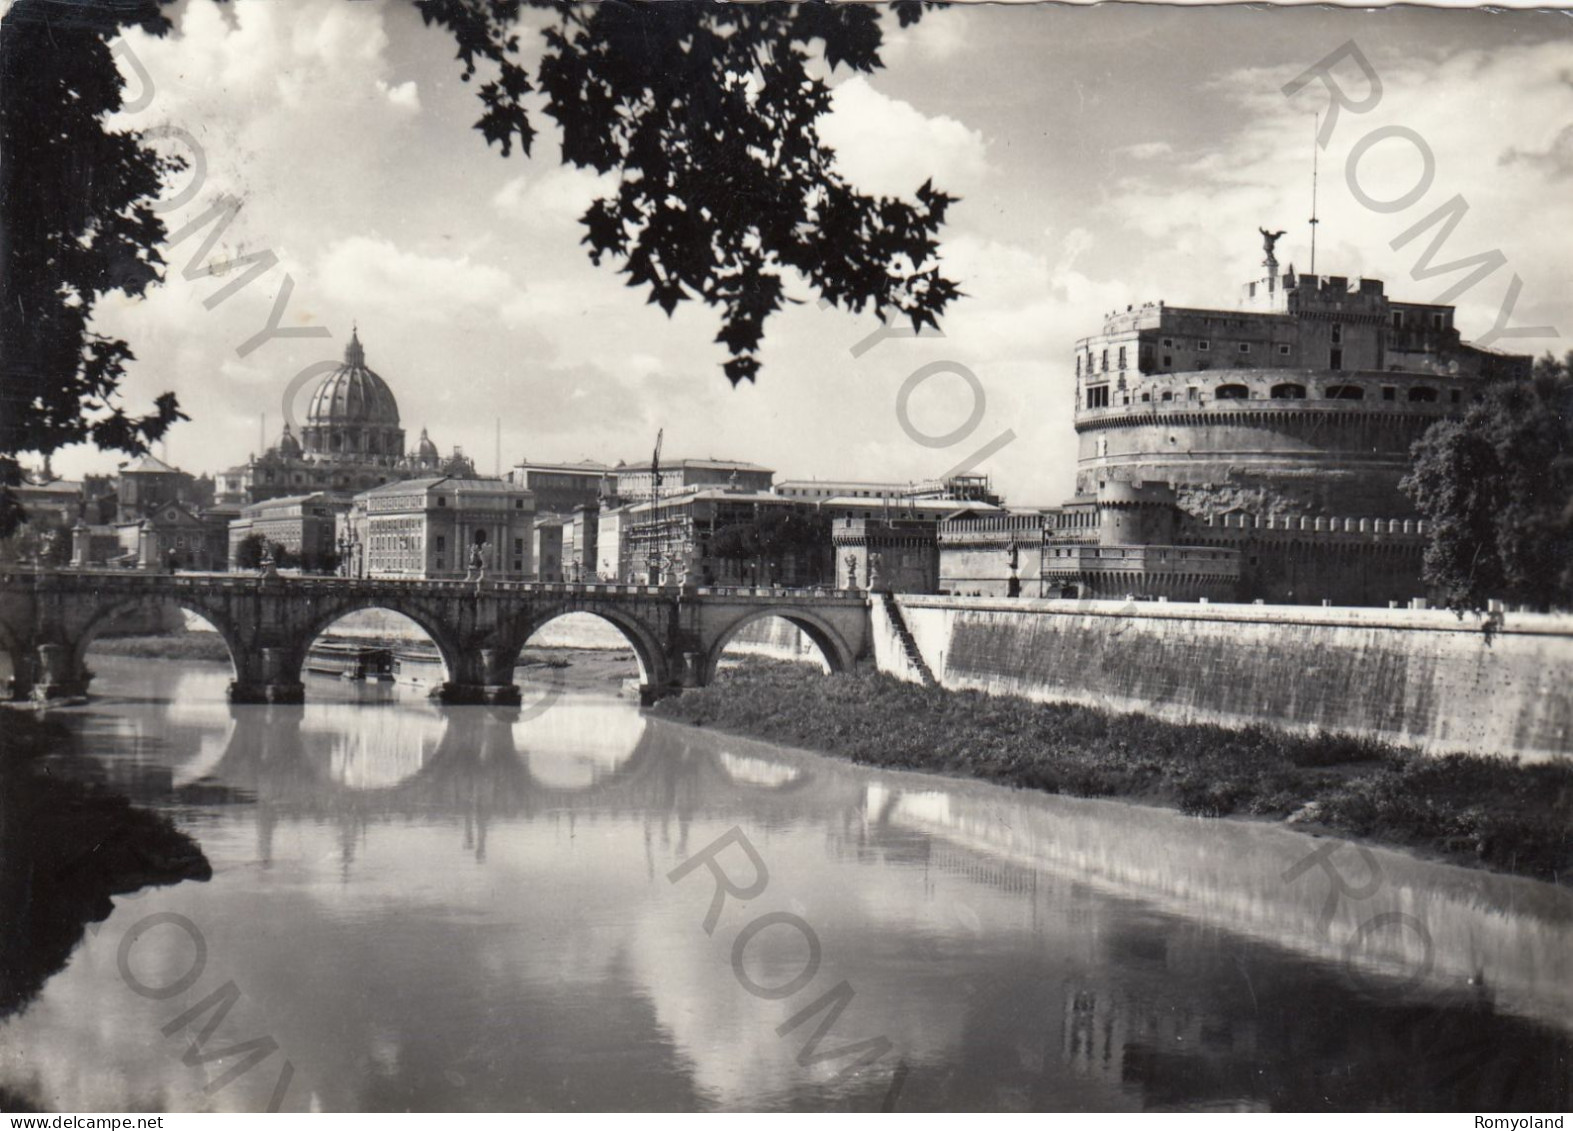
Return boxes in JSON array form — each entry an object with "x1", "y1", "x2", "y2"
[
  {"x1": 653, "y1": 660, "x2": 1573, "y2": 885},
  {"x1": 89, "y1": 633, "x2": 234, "y2": 662},
  {"x1": 0, "y1": 712, "x2": 212, "y2": 1018}
]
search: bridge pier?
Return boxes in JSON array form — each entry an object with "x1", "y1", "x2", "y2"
[
  {"x1": 434, "y1": 682, "x2": 523, "y2": 706},
  {"x1": 229, "y1": 680, "x2": 306, "y2": 704},
  {"x1": 30, "y1": 643, "x2": 91, "y2": 701},
  {"x1": 227, "y1": 646, "x2": 304, "y2": 704},
  {"x1": 432, "y1": 647, "x2": 522, "y2": 706}
]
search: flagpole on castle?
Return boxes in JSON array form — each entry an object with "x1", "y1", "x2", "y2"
[{"x1": 1309, "y1": 111, "x2": 1321, "y2": 275}]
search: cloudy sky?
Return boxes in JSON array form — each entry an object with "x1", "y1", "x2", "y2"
[{"x1": 68, "y1": 1, "x2": 1573, "y2": 504}]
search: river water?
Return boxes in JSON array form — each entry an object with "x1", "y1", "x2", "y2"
[{"x1": 1, "y1": 655, "x2": 1568, "y2": 1112}]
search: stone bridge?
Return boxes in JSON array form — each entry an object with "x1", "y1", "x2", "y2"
[{"x1": 0, "y1": 569, "x2": 872, "y2": 704}]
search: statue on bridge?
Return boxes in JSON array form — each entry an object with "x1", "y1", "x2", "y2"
[
  {"x1": 845, "y1": 552, "x2": 858, "y2": 591},
  {"x1": 466, "y1": 542, "x2": 486, "y2": 583},
  {"x1": 259, "y1": 542, "x2": 278, "y2": 579}
]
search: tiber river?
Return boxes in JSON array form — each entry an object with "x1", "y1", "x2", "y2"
[{"x1": 1, "y1": 651, "x2": 1569, "y2": 1112}]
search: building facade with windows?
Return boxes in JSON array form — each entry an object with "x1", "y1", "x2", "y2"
[
  {"x1": 343, "y1": 477, "x2": 534, "y2": 581},
  {"x1": 532, "y1": 515, "x2": 566, "y2": 581},
  {"x1": 1051, "y1": 250, "x2": 1531, "y2": 605},
  {"x1": 228, "y1": 493, "x2": 344, "y2": 571},
  {"x1": 1073, "y1": 267, "x2": 1529, "y2": 517},
  {"x1": 507, "y1": 460, "x2": 613, "y2": 516},
  {"x1": 111, "y1": 502, "x2": 230, "y2": 572},
  {"x1": 602, "y1": 485, "x2": 829, "y2": 587},
  {"x1": 614, "y1": 458, "x2": 774, "y2": 502},
  {"x1": 776, "y1": 473, "x2": 1002, "y2": 508}
]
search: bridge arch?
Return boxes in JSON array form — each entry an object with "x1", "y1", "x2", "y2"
[
  {"x1": 506, "y1": 605, "x2": 670, "y2": 693},
  {"x1": 294, "y1": 598, "x2": 464, "y2": 687},
  {"x1": 71, "y1": 595, "x2": 245, "y2": 684},
  {"x1": 700, "y1": 606, "x2": 856, "y2": 686}
]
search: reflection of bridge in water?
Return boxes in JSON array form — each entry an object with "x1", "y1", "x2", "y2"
[
  {"x1": 135, "y1": 687, "x2": 1573, "y2": 1044},
  {"x1": 175, "y1": 700, "x2": 867, "y2": 828},
  {"x1": 0, "y1": 568, "x2": 871, "y2": 704}
]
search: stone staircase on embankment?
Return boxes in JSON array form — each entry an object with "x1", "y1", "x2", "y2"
[{"x1": 879, "y1": 591, "x2": 937, "y2": 687}]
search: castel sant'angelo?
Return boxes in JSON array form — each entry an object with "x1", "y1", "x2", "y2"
[{"x1": 1041, "y1": 230, "x2": 1531, "y2": 606}]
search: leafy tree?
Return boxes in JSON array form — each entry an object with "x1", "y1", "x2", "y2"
[
  {"x1": 304, "y1": 548, "x2": 341, "y2": 576},
  {"x1": 708, "y1": 506, "x2": 828, "y2": 583},
  {"x1": 1401, "y1": 351, "x2": 1573, "y2": 613},
  {"x1": 233, "y1": 533, "x2": 266, "y2": 571},
  {"x1": 415, "y1": 0, "x2": 959, "y2": 385},
  {"x1": 2, "y1": 0, "x2": 957, "y2": 537},
  {"x1": 710, "y1": 522, "x2": 762, "y2": 563},
  {"x1": 0, "y1": 1, "x2": 188, "y2": 538},
  {"x1": 756, "y1": 506, "x2": 828, "y2": 559}
]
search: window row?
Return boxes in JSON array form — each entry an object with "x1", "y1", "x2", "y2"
[{"x1": 1095, "y1": 383, "x2": 1461, "y2": 406}]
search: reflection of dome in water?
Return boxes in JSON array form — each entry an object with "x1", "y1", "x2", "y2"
[
  {"x1": 312, "y1": 708, "x2": 443, "y2": 789},
  {"x1": 517, "y1": 701, "x2": 646, "y2": 790}
]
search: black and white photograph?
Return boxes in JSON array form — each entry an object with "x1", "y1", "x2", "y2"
[{"x1": 1, "y1": 0, "x2": 1570, "y2": 1117}]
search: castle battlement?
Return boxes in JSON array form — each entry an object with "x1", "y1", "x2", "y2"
[{"x1": 1040, "y1": 241, "x2": 1532, "y2": 605}]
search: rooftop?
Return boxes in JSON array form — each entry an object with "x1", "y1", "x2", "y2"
[
  {"x1": 120, "y1": 453, "x2": 181, "y2": 475},
  {"x1": 358, "y1": 476, "x2": 523, "y2": 497},
  {"x1": 617, "y1": 458, "x2": 775, "y2": 474},
  {"x1": 513, "y1": 458, "x2": 613, "y2": 473}
]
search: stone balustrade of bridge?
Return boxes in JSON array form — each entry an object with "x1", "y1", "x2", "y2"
[{"x1": 0, "y1": 568, "x2": 872, "y2": 705}]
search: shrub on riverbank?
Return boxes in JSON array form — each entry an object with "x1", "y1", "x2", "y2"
[
  {"x1": 652, "y1": 660, "x2": 1572, "y2": 885},
  {"x1": 88, "y1": 633, "x2": 233, "y2": 663}
]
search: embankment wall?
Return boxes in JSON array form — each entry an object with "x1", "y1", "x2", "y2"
[{"x1": 874, "y1": 596, "x2": 1573, "y2": 762}]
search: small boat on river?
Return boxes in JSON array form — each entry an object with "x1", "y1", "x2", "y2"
[{"x1": 306, "y1": 638, "x2": 393, "y2": 681}]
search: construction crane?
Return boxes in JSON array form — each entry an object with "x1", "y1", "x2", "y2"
[
  {"x1": 649, "y1": 428, "x2": 664, "y2": 583},
  {"x1": 650, "y1": 427, "x2": 663, "y2": 503}
]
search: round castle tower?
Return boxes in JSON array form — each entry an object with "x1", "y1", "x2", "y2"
[{"x1": 1071, "y1": 265, "x2": 1528, "y2": 518}]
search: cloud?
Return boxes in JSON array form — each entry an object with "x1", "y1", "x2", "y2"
[
  {"x1": 1500, "y1": 121, "x2": 1573, "y2": 180},
  {"x1": 1096, "y1": 40, "x2": 1573, "y2": 341},
  {"x1": 1116, "y1": 141, "x2": 1174, "y2": 160},
  {"x1": 818, "y1": 76, "x2": 991, "y2": 197},
  {"x1": 880, "y1": 6, "x2": 971, "y2": 68},
  {"x1": 315, "y1": 236, "x2": 521, "y2": 323},
  {"x1": 491, "y1": 164, "x2": 618, "y2": 228},
  {"x1": 377, "y1": 79, "x2": 421, "y2": 112}
]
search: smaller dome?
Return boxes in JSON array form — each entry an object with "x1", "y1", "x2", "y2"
[
  {"x1": 417, "y1": 427, "x2": 438, "y2": 460},
  {"x1": 278, "y1": 423, "x2": 302, "y2": 458}
]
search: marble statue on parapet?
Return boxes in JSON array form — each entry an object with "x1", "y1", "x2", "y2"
[
  {"x1": 868, "y1": 551, "x2": 883, "y2": 592},
  {"x1": 845, "y1": 553, "x2": 858, "y2": 591},
  {"x1": 466, "y1": 543, "x2": 485, "y2": 583},
  {"x1": 259, "y1": 542, "x2": 278, "y2": 579}
]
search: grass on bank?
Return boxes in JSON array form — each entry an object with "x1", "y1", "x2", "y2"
[
  {"x1": 652, "y1": 659, "x2": 1573, "y2": 886},
  {"x1": 88, "y1": 633, "x2": 234, "y2": 662}
]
